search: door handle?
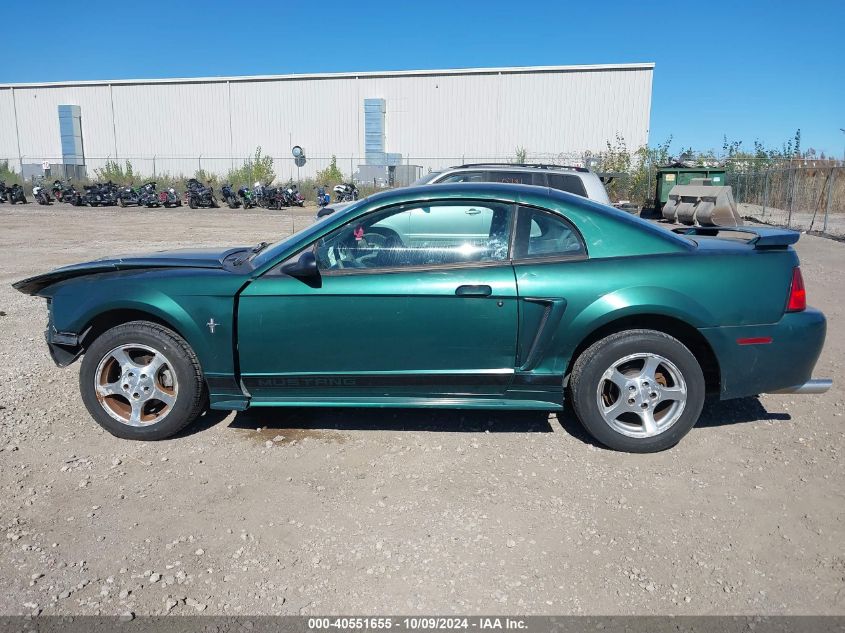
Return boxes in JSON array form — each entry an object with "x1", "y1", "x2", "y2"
[
  {"x1": 455, "y1": 284, "x2": 492, "y2": 297},
  {"x1": 465, "y1": 208, "x2": 481, "y2": 215}
]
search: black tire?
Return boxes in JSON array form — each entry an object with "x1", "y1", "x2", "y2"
[
  {"x1": 569, "y1": 329, "x2": 705, "y2": 453},
  {"x1": 188, "y1": 195, "x2": 197, "y2": 209},
  {"x1": 118, "y1": 196, "x2": 125, "y2": 208},
  {"x1": 227, "y1": 197, "x2": 238, "y2": 209},
  {"x1": 210, "y1": 196, "x2": 219, "y2": 209},
  {"x1": 79, "y1": 321, "x2": 205, "y2": 440}
]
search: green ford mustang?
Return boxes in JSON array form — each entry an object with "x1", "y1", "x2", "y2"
[{"x1": 13, "y1": 183, "x2": 831, "y2": 452}]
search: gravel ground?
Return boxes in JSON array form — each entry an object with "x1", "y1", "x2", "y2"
[
  {"x1": 1, "y1": 203, "x2": 843, "y2": 617},
  {"x1": 739, "y1": 203, "x2": 845, "y2": 238}
]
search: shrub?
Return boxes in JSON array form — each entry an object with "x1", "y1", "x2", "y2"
[
  {"x1": 193, "y1": 169, "x2": 218, "y2": 187},
  {"x1": 0, "y1": 159, "x2": 20, "y2": 184},
  {"x1": 315, "y1": 155, "x2": 344, "y2": 185},
  {"x1": 94, "y1": 159, "x2": 135, "y2": 183},
  {"x1": 224, "y1": 147, "x2": 275, "y2": 186}
]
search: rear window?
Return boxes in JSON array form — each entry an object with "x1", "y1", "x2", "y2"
[
  {"x1": 548, "y1": 173, "x2": 587, "y2": 197},
  {"x1": 513, "y1": 206, "x2": 586, "y2": 260}
]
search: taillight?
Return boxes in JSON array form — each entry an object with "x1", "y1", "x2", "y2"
[{"x1": 786, "y1": 267, "x2": 806, "y2": 312}]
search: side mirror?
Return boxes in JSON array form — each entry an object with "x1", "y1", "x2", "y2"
[{"x1": 281, "y1": 251, "x2": 321, "y2": 287}]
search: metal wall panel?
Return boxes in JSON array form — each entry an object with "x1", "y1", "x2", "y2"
[
  {"x1": 0, "y1": 89, "x2": 19, "y2": 170},
  {"x1": 0, "y1": 65, "x2": 653, "y2": 180},
  {"x1": 3, "y1": 85, "x2": 114, "y2": 164}
]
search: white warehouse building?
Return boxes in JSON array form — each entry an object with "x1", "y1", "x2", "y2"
[{"x1": 0, "y1": 63, "x2": 654, "y2": 184}]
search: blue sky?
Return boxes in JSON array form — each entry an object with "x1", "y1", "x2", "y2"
[{"x1": 4, "y1": 0, "x2": 843, "y2": 157}]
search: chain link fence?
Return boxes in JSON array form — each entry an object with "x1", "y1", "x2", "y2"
[
  {"x1": 3, "y1": 154, "x2": 844, "y2": 239},
  {"x1": 726, "y1": 164, "x2": 844, "y2": 238},
  {"x1": 3, "y1": 153, "x2": 588, "y2": 187}
]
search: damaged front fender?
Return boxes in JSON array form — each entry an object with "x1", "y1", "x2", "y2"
[{"x1": 45, "y1": 326, "x2": 91, "y2": 367}]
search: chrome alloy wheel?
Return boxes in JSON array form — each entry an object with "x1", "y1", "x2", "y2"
[
  {"x1": 595, "y1": 353, "x2": 687, "y2": 438},
  {"x1": 94, "y1": 344, "x2": 178, "y2": 426}
]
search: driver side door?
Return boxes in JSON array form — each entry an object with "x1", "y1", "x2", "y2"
[{"x1": 237, "y1": 199, "x2": 519, "y2": 403}]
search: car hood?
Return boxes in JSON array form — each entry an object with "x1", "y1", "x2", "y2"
[{"x1": 12, "y1": 246, "x2": 249, "y2": 296}]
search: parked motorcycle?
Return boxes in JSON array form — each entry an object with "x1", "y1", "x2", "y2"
[
  {"x1": 185, "y1": 178, "x2": 218, "y2": 209},
  {"x1": 138, "y1": 182, "x2": 161, "y2": 207},
  {"x1": 32, "y1": 184, "x2": 53, "y2": 205},
  {"x1": 268, "y1": 186, "x2": 288, "y2": 210},
  {"x1": 5, "y1": 183, "x2": 28, "y2": 204},
  {"x1": 237, "y1": 186, "x2": 256, "y2": 209},
  {"x1": 101, "y1": 181, "x2": 120, "y2": 206},
  {"x1": 220, "y1": 183, "x2": 241, "y2": 209},
  {"x1": 54, "y1": 181, "x2": 83, "y2": 205},
  {"x1": 51, "y1": 180, "x2": 65, "y2": 201},
  {"x1": 333, "y1": 182, "x2": 359, "y2": 202},
  {"x1": 158, "y1": 187, "x2": 182, "y2": 208},
  {"x1": 82, "y1": 184, "x2": 106, "y2": 207},
  {"x1": 117, "y1": 185, "x2": 141, "y2": 207},
  {"x1": 252, "y1": 182, "x2": 272, "y2": 208},
  {"x1": 315, "y1": 185, "x2": 331, "y2": 207},
  {"x1": 283, "y1": 182, "x2": 305, "y2": 207}
]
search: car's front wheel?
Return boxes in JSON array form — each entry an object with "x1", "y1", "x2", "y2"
[
  {"x1": 570, "y1": 329, "x2": 705, "y2": 453},
  {"x1": 79, "y1": 321, "x2": 205, "y2": 440}
]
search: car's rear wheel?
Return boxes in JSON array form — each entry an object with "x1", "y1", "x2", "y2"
[
  {"x1": 79, "y1": 321, "x2": 204, "y2": 440},
  {"x1": 570, "y1": 329, "x2": 705, "y2": 453}
]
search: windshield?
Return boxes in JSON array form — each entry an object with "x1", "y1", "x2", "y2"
[{"x1": 249, "y1": 202, "x2": 360, "y2": 268}]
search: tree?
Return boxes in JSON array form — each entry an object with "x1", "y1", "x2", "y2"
[
  {"x1": 95, "y1": 159, "x2": 135, "y2": 183},
  {"x1": 225, "y1": 147, "x2": 275, "y2": 185},
  {"x1": 316, "y1": 155, "x2": 344, "y2": 184}
]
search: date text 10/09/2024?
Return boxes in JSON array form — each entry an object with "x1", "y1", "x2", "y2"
[{"x1": 307, "y1": 617, "x2": 528, "y2": 630}]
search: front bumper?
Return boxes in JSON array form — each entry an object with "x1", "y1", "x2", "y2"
[
  {"x1": 46, "y1": 326, "x2": 87, "y2": 367},
  {"x1": 44, "y1": 303, "x2": 88, "y2": 367},
  {"x1": 700, "y1": 308, "x2": 829, "y2": 400}
]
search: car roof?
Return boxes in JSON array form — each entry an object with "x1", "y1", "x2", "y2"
[{"x1": 445, "y1": 163, "x2": 590, "y2": 173}]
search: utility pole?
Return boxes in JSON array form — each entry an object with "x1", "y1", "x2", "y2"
[{"x1": 840, "y1": 128, "x2": 845, "y2": 163}]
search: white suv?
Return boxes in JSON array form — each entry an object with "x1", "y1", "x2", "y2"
[{"x1": 414, "y1": 163, "x2": 611, "y2": 205}]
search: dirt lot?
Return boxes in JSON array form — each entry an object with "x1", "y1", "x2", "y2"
[
  {"x1": 1, "y1": 203, "x2": 843, "y2": 617},
  {"x1": 739, "y1": 203, "x2": 845, "y2": 238}
]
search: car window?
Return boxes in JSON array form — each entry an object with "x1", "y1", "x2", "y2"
[
  {"x1": 548, "y1": 173, "x2": 588, "y2": 197},
  {"x1": 314, "y1": 201, "x2": 513, "y2": 271},
  {"x1": 514, "y1": 206, "x2": 585, "y2": 260},
  {"x1": 438, "y1": 171, "x2": 485, "y2": 183},
  {"x1": 412, "y1": 171, "x2": 442, "y2": 185},
  {"x1": 488, "y1": 171, "x2": 544, "y2": 186}
]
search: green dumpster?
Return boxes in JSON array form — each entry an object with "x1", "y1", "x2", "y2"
[{"x1": 654, "y1": 167, "x2": 727, "y2": 209}]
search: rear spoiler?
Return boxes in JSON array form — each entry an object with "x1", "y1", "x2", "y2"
[{"x1": 672, "y1": 226, "x2": 800, "y2": 249}]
